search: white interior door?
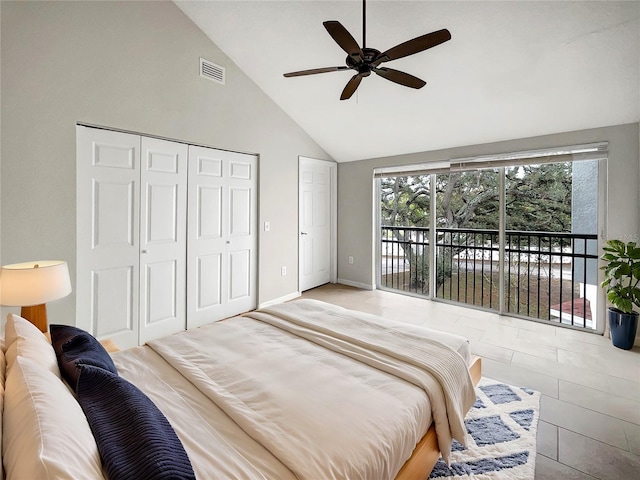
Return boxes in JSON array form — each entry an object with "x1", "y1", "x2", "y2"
[
  {"x1": 299, "y1": 157, "x2": 335, "y2": 292},
  {"x1": 187, "y1": 146, "x2": 257, "y2": 328},
  {"x1": 76, "y1": 126, "x2": 141, "y2": 349},
  {"x1": 138, "y1": 137, "x2": 187, "y2": 343}
]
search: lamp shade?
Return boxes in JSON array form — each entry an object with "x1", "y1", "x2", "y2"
[{"x1": 0, "y1": 260, "x2": 72, "y2": 307}]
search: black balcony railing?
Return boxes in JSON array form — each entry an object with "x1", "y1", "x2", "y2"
[{"x1": 380, "y1": 226, "x2": 599, "y2": 329}]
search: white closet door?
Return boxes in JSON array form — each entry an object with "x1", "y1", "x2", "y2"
[
  {"x1": 76, "y1": 126, "x2": 141, "y2": 349},
  {"x1": 226, "y1": 151, "x2": 258, "y2": 317},
  {"x1": 187, "y1": 146, "x2": 257, "y2": 328},
  {"x1": 139, "y1": 137, "x2": 188, "y2": 343}
]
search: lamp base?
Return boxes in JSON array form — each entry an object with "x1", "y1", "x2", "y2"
[{"x1": 20, "y1": 304, "x2": 48, "y2": 333}]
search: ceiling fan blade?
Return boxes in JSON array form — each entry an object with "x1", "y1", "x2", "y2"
[
  {"x1": 374, "y1": 29, "x2": 451, "y2": 65},
  {"x1": 373, "y1": 67, "x2": 426, "y2": 89},
  {"x1": 340, "y1": 74, "x2": 363, "y2": 100},
  {"x1": 284, "y1": 66, "x2": 349, "y2": 77},
  {"x1": 323, "y1": 21, "x2": 364, "y2": 60}
]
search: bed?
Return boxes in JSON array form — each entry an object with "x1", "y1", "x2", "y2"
[{"x1": 1, "y1": 298, "x2": 481, "y2": 480}]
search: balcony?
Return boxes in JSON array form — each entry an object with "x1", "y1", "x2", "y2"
[{"x1": 380, "y1": 226, "x2": 599, "y2": 329}]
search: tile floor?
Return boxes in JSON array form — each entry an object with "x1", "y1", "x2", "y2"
[{"x1": 300, "y1": 283, "x2": 640, "y2": 480}]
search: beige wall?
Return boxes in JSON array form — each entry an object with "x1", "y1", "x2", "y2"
[
  {"x1": 337, "y1": 123, "x2": 640, "y2": 294},
  {"x1": 0, "y1": 1, "x2": 331, "y2": 323}
]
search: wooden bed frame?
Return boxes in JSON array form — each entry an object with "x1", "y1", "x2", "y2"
[{"x1": 395, "y1": 355, "x2": 482, "y2": 480}]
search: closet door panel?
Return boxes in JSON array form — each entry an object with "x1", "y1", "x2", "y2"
[
  {"x1": 187, "y1": 146, "x2": 257, "y2": 327},
  {"x1": 229, "y1": 187, "x2": 251, "y2": 237},
  {"x1": 187, "y1": 146, "x2": 227, "y2": 328},
  {"x1": 228, "y1": 249, "x2": 251, "y2": 301},
  {"x1": 146, "y1": 183, "x2": 179, "y2": 243},
  {"x1": 92, "y1": 267, "x2": 134, "y2": 338},
  {"x1": 195, "y1": 186, "x2": 224, "y2": 312},
  {"x1": 197, "y1": 253, "x2": 222, "y2": 310},
  {"x1": 77, "y1": 126, "x2": 140, "y2": 350},
  {"x1": 224, "y1": 152, "x2": 257, "y2": 317},
  {"x1": 198, "y1": 186, "x2": 223, "y2": 238},
  {"x1": 93, "y1": 180, "x2": 135, "y2": 248},
  {"x1": 139, "y1": 137, "x2": 187, "y2": 343},
  {"x1": 143, "y1": 260, "x2": 178, "y2": 324}
]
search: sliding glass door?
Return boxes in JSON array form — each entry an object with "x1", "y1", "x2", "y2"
[
  {"x1": 377, "y1": 147, "x2": 605, "y2": 331},
  {"x1": 502, "y1": 160, "x2": 599, "y2": 329},
  {"x1": 380, "y1": 175, "x2": 431, "y2": 295},
  {"x1": 434, "y1": 169, "x2": 500, "y2": 309}
]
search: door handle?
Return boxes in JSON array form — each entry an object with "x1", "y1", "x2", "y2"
[
  {"x1": 301, "y1": 232, "x2": 308, "y2": 235},
  {"x1": 141, "y1": 250, "x2": 148, "y2": 254}
]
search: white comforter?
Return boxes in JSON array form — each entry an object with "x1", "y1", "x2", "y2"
[
  {"x1": 246, "y1": 300, "x2": 476, "y2": 461},
  {"x1": 116, "y1": 299, "x2": 474, "y2": 479}
]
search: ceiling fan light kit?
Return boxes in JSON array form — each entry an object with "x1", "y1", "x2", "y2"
[{"x1": 284, "y1": 0, "x2": 451, "y2": 100}]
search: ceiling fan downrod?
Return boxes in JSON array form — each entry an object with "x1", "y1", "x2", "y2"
[{"x1": 362, "y1": 0, "x2": 366, "y2": 49}]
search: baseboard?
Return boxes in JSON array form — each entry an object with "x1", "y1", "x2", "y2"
[
  {"x1": 258, "y1": 291, "x2": 301, "y2": 309},
  {"x1": 337, "y1": 278, "x2": 374, "y2": 290}
]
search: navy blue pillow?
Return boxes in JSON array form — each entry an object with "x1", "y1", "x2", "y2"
[
  {"x1": 77, "y1": 365, "x2": 195, "y2": 480},
  {"x1": 49, "y1": 324, "x2": 118, "y2": 391}
]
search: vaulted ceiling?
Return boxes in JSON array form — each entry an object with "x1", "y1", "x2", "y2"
[{"x1": 176, "y1": 1, "x2": 640, "y2": 162}]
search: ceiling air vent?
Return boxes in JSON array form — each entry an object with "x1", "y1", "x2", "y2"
[{"x1": 200, "y1": 57, "x2": 225, "y2": 85}]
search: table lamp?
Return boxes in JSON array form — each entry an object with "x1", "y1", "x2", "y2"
[{"x1": 0, "y1": 260, "x2": 72, "y2": 332}]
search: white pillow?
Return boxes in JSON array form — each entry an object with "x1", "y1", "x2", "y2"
[
  {"x1": 4, "y1": 312, "x2": 46, "y2": 347},
  {"x1": 4, "y1": 313, "x2": 60, "y2": 378},
  {"x1": 3, "y1": 356, "x2": 104, "y2": 479}
]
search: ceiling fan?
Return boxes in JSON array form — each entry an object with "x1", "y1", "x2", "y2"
[{"x1": 283, "y1": 0, "x2": 451, "y2": 100}]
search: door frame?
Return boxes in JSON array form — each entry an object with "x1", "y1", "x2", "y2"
[{"x1": 298, "y1": 156, "x2": 337, "y2": 292}]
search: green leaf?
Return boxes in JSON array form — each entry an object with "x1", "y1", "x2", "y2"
[
  {"x1": 628, "y1": 247, "x2": 640, "y2": 259},
  {"x1": 607, "y1": 266, "x2": 620, "y2": 279},
  {"x1": 617, "y1": 263, "x2": 631, "y2": 276},
  {"x1": 608, "y1": 239, "x2": 625, "y2": 252},
  {"x1": 619, "y1": 298, "x2": 634, "y2": 313},
  {"x1": 604, "y1": 261, "x2": 621, "y2": 271}
]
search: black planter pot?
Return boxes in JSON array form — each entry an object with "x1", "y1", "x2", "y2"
[{"x1": 608, "y1": 307, "x2": 639, "y2": 350}]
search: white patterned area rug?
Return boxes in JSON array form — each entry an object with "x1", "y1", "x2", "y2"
[{"x1": 429, "y1": 377, "x2": 541, "y2": 480}]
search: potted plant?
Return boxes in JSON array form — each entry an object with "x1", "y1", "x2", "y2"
[{"x1": 600, "y1": 239, "x2": 640, "y2": 350}]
